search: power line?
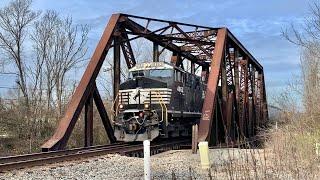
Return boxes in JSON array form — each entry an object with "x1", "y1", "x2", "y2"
[
  {"x1": 0, "y1": 86, "x2": 18, "y2": 90},
  {"x1": 0, "y1": 86, "x2": 112, "y2": 94},
  {"x1": 0, "y1": 72, "x2": 17, "y2": 75}
]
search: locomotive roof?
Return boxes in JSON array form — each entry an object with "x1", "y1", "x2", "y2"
[{"x1": 129, "y1": 61, "x2": 186, "y2": 72}]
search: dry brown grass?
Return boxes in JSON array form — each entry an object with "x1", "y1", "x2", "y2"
[
  {"x1": 170, "y1": 111, "x2": 320, "y2": 179},
  {"x1": 263, "y1": 112, "x2": 320, "y2": 179}
]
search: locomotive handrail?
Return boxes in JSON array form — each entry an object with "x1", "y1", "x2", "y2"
[
  {"x1": 155, "y1": 90, "x2": 168, "y2": 125},
  {"x1": 159, "y1": 91, "x2": 168, "y2": 125},
  {"x1": 154, "y1": 91, "x2": 164, "y2": 122}
]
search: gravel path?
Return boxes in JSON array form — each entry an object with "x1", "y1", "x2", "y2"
[{"x1": 0, "y1": 148, "x2": 264, "y2": 180}]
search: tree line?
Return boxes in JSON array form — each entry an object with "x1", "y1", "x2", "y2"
[{"x1": 0, "y1": 0, "x2": 90, "y2": 154}]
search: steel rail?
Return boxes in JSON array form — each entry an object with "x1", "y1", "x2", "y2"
[
  {"x1": 0, "y1": 139, "x2": 190, "y2": 172},
  {"x1": 0, "y1": 143, "x2": 133, "y2": 172},
  {"x1": 0, "y1": 142, "x2": 129, "y2": 164}
]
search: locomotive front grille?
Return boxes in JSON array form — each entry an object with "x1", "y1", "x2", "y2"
[{"x1": 119, "y1": 88, "x2": 171, "y2": 105}]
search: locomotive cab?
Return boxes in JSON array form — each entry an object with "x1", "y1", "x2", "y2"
[{"x1": 113, "y1": 61, "x2": 205, "y2": 142}]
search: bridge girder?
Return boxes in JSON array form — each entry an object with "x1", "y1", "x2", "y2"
[{"x1": 41, "y1": 13, "x2": 268, "y2": 151}]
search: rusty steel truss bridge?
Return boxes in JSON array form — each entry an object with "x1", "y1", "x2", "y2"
[{"x1": 41, "y1": 14, "x2": 268, "y2": 151}]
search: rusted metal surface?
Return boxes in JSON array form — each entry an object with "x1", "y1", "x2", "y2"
[
  {"x1": 239, "y1": 59, "x2": 249, "y2": 137},
  {"x1": 119, "y1": 29, "x2": 136, "y2": 69},
  {"x1": 153, "y1": 42, "x2": 159, "y2": 62},
  {"x1": 84, "y1": 94, "x2": 93, "y2": 147},
  {"x1": 198, "y1": 28, "x2": 227, "y2": 143},
  {"x1": 113, "y1": 35, "x2": 121, "y2": 110},
  {"x1": 92, "y1": 85, "x2": 116, "y2": 143},
  {"x1": 42, "y1": 13, "x2": 268, "y2": 151},
  {"x1": 41, "y1": 14, "x2": 121, "y2": 151}
]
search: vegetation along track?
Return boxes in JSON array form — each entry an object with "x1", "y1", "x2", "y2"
[{"x1": 0, "y1": 138, "x2": 190, "y2": 172}]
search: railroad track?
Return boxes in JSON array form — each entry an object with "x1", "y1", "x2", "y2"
[{"x1": 0, "y1": 138, "x2": 190, "y2": 172}]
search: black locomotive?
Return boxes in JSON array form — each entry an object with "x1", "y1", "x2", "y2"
[{"x1": 113, "y1": 62, "x2": 205, "y2": 141}]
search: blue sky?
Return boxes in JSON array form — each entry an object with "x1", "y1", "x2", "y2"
[{"x1": 0, "y1": 0, "x2": 310, "y2": 101}]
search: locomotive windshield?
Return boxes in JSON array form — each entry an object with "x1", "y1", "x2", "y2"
[{"x1": 128, "y1": 69, "x2": 172, "y2": 79}]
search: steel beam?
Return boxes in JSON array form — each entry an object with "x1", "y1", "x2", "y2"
[
  {"x1": 122, "y1": 13, "x2": 219, "y2": 30},
  {"x1": 122, "y1": 17, "x2": 202, "y2": 65},
  {"x1": 261, "y1": 73, "x2": 268, "y2": 124},
  {"x1": 173, "y1": 24, "x2": 212, "y2": 57},
  {"x1": 227, "y1": 31, "x2": 263, "y2": 70},
  {"x1": 41, "y1": 14, "x2": 121, "y2": 151},
  {"x1": 165, "y1": 29, "x2": 217, "y2": 39},
  {"x1": 119, "y1": 30, "x2": 136, "y2": 69},
  {"x1": 256, "y1": 73, "x2": 263, "y2": 128},
  {"x1": 201, "y1": 65, "x2": 209, "y2": 82},
  {"x1": 84, "y1": 94, "x2": 93, "y2": 147},
  {"x1": 239, "y1": 59, "x2": 249, "y2": 138},
  {"x1": 113, "y1": 35, "x2": 121, "y2": 112},
  {"x1": 93, "y1": 85, "x2": 116, "y2": 143},
  {"x1": 42, "y1": 13, "x2": 268, "y2": 151},
  {"x1": 198, "y1": 28, "x2": 227, "y2": 143},
  {"x1": 226, "y1": 92, "x2": 234, "y2": 142},
  {"x1": 153, "y1": 42, "x2": 159, "y2": 62}
]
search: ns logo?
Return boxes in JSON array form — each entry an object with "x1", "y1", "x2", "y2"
[{"x1": 177, "y1": 86, "x2": 184, "y2": 93}]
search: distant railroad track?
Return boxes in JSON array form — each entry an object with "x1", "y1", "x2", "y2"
[{"x1": 0, "y1": 138, "x2": 190, "y2": 172}]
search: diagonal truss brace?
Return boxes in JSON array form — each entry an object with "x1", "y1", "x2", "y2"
[
  {"x1": 197, "y1": 28, "x2": 227, "y2": 143},
  {"x1": 41, "y1": 13, "x2": 268, "y2": 151},
  {"x1": 41, "y1": 14, "x2": 121, "y2": 151}
]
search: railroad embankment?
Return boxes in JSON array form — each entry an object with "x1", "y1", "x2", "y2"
[{"x1": 1, "y1": 129, "x2": 319, "y2": 180}]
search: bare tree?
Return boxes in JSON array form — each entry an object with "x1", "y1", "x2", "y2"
[
  {"x1": 0, "y1": 0, "x2": 40, "y2": 107},
  {"x1": 31, "y1": 11, "x2": 58, "y2": 115},
  {"x1": 31, "y1": 10, "x2": 89, "y2": 118},
  {"x1": 283, "y1": 1, "x2": 320, "y2": 115},
  {"x1": 300, "y1": 47, "x2": 320, "y2": 114},
  {"x1": 53, "y1": 15, "x2": 89, "y2": 117}
]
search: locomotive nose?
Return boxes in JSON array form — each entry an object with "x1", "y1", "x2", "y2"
[{"x1": 114, "y1": 108, "x2": 160, "y2": 142}]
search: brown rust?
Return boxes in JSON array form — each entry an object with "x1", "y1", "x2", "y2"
[
  {"x1": 84, "y1": 94, "x2": 93, "y2": 147},
  {"x1": 93, "y1": 85, "x2": 116, "y2": 143},
  {"x1": 41, "y1": 14, "x2": 121, "y2": 151},
  {"x1": 41, "y1": 13, "x2": 268, "y2": 151},
  {"x1": 198, "y1": 28, "x2": 227, "y2": 143}
]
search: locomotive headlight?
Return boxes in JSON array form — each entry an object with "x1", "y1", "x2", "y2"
[
  {"x1": 119, "y1": 104, "x2": 124, "y2": 110},
  {"x1": 144, "y1": 103, "x2": 150, "y2": 110}
]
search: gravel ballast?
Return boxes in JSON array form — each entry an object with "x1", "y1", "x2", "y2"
[{"x1": 0, "y1": 148, "x2": 265, "y2": 180}]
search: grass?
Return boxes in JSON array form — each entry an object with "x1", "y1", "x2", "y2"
[{"x1": 167, "y1": 112, "x2": 320, "y2": 179}]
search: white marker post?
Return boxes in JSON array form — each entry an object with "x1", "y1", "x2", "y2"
[{"x1": 144, "y1": 140, "x2": 151, "y2": 180}]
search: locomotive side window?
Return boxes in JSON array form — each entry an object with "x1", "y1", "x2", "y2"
[
  {"x1": 128, "y1": 69, "x2": 172, "y2": 79},
  {"x1": 128, "y1": 70, "x2": 145, "y2": 78},
  {"x1": 149, "y1": 69, "x2": 172, "y2": 78}
]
